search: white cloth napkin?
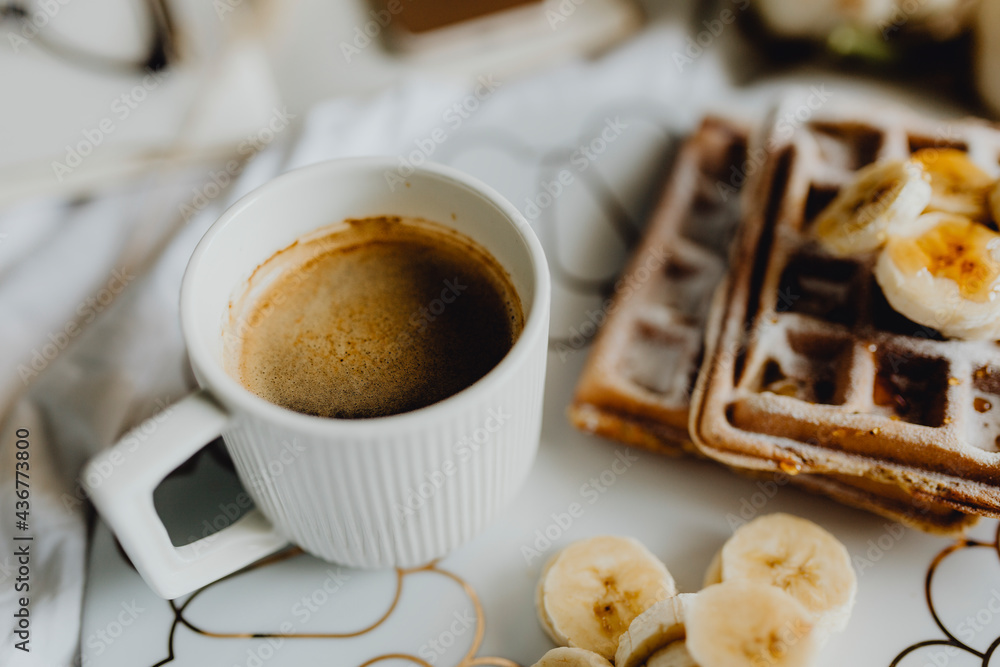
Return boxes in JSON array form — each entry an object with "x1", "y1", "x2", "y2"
[{"x1": 0, "y1": 25, "x2": 736, "y2": 666}]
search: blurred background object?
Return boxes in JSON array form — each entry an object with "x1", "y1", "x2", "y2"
[
  {"x1": 7, "y1": 0, "x2": 1000, "y2": 211},
  {"x1": 0, "y1": 0, "x2": 284, "y2": 205},
  {"x1": 976, "y1": 0, "x2": 1000, "y2": 114},
  {"x1": 0, "y1": 0, "x2": 644, "y2": 206},
  {"x1": 751, "y1": 0, "x2": 977, "y2": 43},
  {"x1": 731, "y1": 0, "x2": 996, "y2": 114},
  {"x1": 367, "y1": 0, "x2": 642, "y2": 66}
]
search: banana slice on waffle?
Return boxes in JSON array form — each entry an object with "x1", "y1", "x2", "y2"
[
  {"x1": 716, "y1": 514, "x2": 857, "y2": 635},
  {"x1": 814, "y1": 159, "x2": 931, "y2": 256},
  {"x1": 911, "y1": 148, "x2": 995, "y2": 222},
  {"x1": 875, "y1": 212, "x2": 1000, "y2": 340},
  {"x1": 536, "y1": 536, "x2": 677, "y2": 661},
  {"x1": 686, "y1": 582, "x2": 821, "y2": 667}
]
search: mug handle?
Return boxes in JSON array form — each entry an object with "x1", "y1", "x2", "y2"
[{"x1": 83, "y1": 389, "x2": 289, "y2": 599}]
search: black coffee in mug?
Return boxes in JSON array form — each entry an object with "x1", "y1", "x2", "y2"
[{"x1": 227, "y1": 216, "x2": 523, "y2": 419}]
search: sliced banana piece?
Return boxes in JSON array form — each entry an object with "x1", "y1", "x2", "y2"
[
  {"x1": 536, "y1": 546, "x2": 562, "y2": 644},
  {"x1": 536, "y1": 536, "x2": 677, "y2": 661},
  {"x1": 911, "y1": 148, "x2": 994, "y2": 221},
  {"x1": 615, "y1": 594, "x2": 694, "y2": 667},
  {"x1": 702, "y1": 549, "x2": 722, "y2": 588},
  {"x1": 531, "y1": 647, "x2": 614, "y2": 667},
  {"x1": 647, "y1": 641, "x2": 699, "y2": 667},
  {"x1": 875, "y1": 212, "x2": 1000, "y2": 340},
  {"x1": 814, "y1": 159, "x2": 931, "y2": 256},
  {"x1": 720, "y1": 513, "x2": 856, "y2": 635},
  {"x1": 686, "y1": 582, "x2": 820, "y2": 667}
]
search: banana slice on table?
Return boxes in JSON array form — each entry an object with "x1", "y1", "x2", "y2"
[
  {"x1": 537, "y1": 551, "x2": 561, "y2": 644},
  {"x1": 720, "y1": 513, "x2": 856, "y2": 634},
  {"x1": 686, "y1": 582, "x2": 821, "y2": 667},
  {"x1": 875, "y1": 212, "x2": 1000, "y2": 340},
  {"x1": 814, "y1": 159, "x2": 931, "y2": 256},
  {"x1": 616, "y1": 595, "x2": 694, "y2": 667},
  {"x1": 531, "y1": 647, "x2": 614, "y2": 667},
  {"x1": 911, "y1": 148, "x2": 995, "y2": 222},
  {"x1": 536, "y1": 536, "x2": 677, "y2": 661},
  {"x1": 647, "y1": 641, "x2": 699, "y2": 667}
]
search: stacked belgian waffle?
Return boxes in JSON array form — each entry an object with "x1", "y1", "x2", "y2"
[{"x1": 571, "y1": 107, "x2": 1000, "y2": 533}]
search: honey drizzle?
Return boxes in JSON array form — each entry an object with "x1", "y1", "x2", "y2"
[{"x1": 888, "y1": 218, "x2": 1000, "y2": 303}]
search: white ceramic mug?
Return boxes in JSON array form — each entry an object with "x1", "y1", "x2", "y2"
[{"x1": 83, "y1": 158, "x2": 550, "y2": 599}]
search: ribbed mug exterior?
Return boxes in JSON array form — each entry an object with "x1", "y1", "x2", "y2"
[{"x1": 220, "y1": 330, "x2": 546, "y2": 568}]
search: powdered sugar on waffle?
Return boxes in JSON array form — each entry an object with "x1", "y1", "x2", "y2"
[{"x1": 691, "y1": 100, "x2": 1000, "y2": 517}]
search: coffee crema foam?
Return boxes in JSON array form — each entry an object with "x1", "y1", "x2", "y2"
[{"x1": 226, "y1": 216, "x2": 524, "y2": 419}]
